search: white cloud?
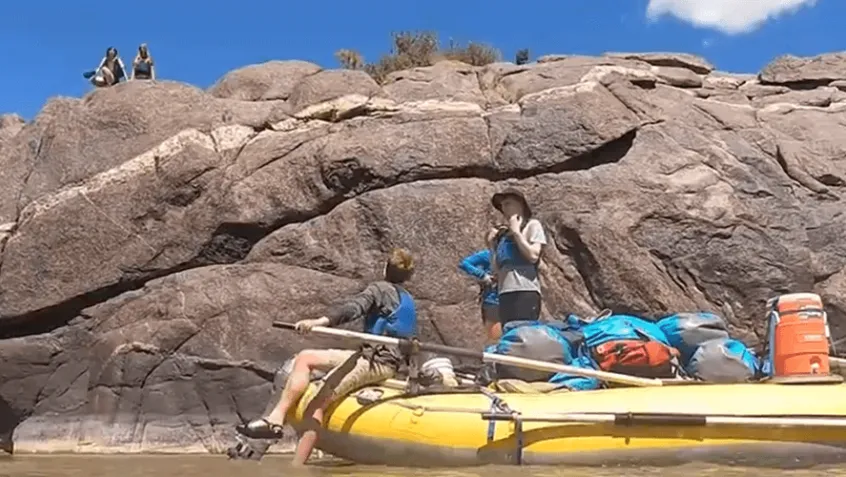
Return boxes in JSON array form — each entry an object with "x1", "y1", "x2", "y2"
[{"x1": 646, "y1": 0, "x2": 818, "y2": 35}]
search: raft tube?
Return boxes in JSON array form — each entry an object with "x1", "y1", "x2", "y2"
[{"x1": 287, "y1": 381, "x2": 846, "y2": 468}]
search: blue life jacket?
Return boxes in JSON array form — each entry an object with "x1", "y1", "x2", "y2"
[
  {"x1": 364, "y1": 285, "x2": 417, "y2": 338},
  {"x1": 581, "y1": 314, "x2": 670, "y2": 349},
  {"x1": 573, "y1": 314, "x2": 670, "y2": 370},
  {"x1": 494, "y1": 228, "x2": 534, "y2": 270}
]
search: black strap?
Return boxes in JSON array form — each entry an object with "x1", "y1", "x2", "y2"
[
  {"x1": 399, "y1": 338, "x2": 423, "y2": 394},
  {"x1": 514, "y1": 415, "x2": 524, "y2": 465},
  {"x1": 478, "y1": 387, "x2": 514, "y2": 443}
]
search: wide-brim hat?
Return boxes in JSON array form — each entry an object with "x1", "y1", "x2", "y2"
[{"x1": 491, "y1": 187, "x2": 532, "y2": 217}]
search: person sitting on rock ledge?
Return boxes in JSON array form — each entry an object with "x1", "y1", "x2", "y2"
[
  {"x1": 236, "y1": 248, "x2": 418, "y2": 466},
  {"x1": 89, "y1": 47, "x2": 128, "y2": 87},
  {"x1": 489, "y1": 187, "x2": 547, "y2": 326},
  {"x1": 131, "y1": 43, "x2": 155, "y2": 80}
]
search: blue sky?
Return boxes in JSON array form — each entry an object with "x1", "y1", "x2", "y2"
[{"x1": 0, "y1": 0, "x2": 836, "y2": 120}]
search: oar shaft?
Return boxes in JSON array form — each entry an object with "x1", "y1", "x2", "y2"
[
  {"x1": 708, "y1": 416, "x2": 846, "y2": 427},
  {"x1": 485, "y1": 353, "x2": 662, "y2": 387},
  {"x1": 481, "y1": 411, "x2": 846, "y2": 428},
  {"x1": 273, "y1": 321, "x2": 477, "y2": 355},
  {"x1": 271, "y1": 322, "x2": 663, "y2": 387}
]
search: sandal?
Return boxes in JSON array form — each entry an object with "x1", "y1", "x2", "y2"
[
  {"x1": 235, "y1": 418, "x2": 284, "y2": 439},
  {"x1": 226, "y1": 436, "x2": 271, "y2": 461}
]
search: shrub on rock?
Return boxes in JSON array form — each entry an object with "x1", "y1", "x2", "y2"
[{"x1": 336, "y1": 31, "x2": 501, "y2": 83}]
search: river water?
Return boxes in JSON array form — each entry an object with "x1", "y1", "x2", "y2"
[{"x1": 2, "y1": 456, "x2": 846, "y2": 477}]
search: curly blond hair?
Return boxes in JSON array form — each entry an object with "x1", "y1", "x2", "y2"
[{"x1": 385, "y1": 248, "x2": 415, "y2": 283}]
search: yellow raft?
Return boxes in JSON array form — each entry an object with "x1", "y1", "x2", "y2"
[{"x1": 287, "y1": 380, "x2": 846, "y2": 467}]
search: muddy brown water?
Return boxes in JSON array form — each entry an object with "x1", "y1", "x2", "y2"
[{"x1": 2, "y1": 456, "x2": 846, "y2": 477}]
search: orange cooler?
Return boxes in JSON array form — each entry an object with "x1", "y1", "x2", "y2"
[{"x1": 767, "y1": 292, "x2": 830, "y2": 377}]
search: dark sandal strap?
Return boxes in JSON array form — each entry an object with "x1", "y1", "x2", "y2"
[{"x1": 262, "y1": 419, "x2": 284, "y2": 433}]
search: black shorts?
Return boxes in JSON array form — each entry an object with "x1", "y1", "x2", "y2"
[
  {"x1": 481, "y1": 303, "x2": 498, "y2": 323},
  {"x1": 497, "y1": 291, "x2": 541, "y2": 325}
]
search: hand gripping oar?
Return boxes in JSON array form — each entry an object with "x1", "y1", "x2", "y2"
[{"x1": 272, "y1": 321, "x2": 663, "y2": 388}]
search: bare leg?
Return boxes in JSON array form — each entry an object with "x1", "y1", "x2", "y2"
[
  {"x1": 265, "y1": 350, "x2": 324, "y2": 426},
  {"x1": 101, "y1": 67, "x2": 115, "y2": 86},
  {"x1": 486, "y1": 322, "x2": 502, "y2": 344},
  {"x1": 291, "y1": 403, "x2": 326, "y2": 466},
  {"x1": 282, "y1": 353, "x2": 395, "y2": 466},
  {"x1": 290, "y1": 353, "x2": 392, "y2": 465},
  {"x1": 482, "y1": 305, "x2": 501, "y2": 344},
  {"x1": 237, "y1": 350, "x2": 332, "y2": 439}
]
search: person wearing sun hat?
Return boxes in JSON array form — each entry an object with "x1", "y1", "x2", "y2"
[{"x1": 488, "y1": 186, "x2": 547, "y2": 326}]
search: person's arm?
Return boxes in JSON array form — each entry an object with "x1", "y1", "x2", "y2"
[
  {"x1": 325, "y1": 283, "x2": 380, "y2": 327},
  {"x1": 150, "y1": 58, "x2": 156, "y2": 80},
  {"x1": 300, "y1": 316, "x2": 330, "y2": 329},
  {"x1": 458, "y1": 250, "x2": 490, "y2": 280},
  {"x1": 512, "y1": 220, "x2": 546, "y2": 264},
  {"x1": 131, "y1": 59, "x2": 137, "y2": 80}
]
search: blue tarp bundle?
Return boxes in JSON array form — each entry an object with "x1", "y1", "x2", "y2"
[
  {"x1": 484, "y1": 311, "x2": 761, "y2": 389},
  {"x1": 657, "y1": 312, "x2": 760, "y2": 382}
]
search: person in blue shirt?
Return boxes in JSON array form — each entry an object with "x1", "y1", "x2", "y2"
[{"x1": 458, "y1": 246, "x2": 500, "y2": 343}]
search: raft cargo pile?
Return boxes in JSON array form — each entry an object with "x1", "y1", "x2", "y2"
[{"x1": 277, "y1": 292, "x2": 846, "y2": 467}]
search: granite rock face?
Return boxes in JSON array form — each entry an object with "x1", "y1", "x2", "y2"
[{"x1": 1, "y1": 51, "x2": 846, "y2": 454}]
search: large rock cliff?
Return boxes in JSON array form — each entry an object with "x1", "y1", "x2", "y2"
[{"x1": 1, "y1": 51, "x2": 846, "y2": 453}]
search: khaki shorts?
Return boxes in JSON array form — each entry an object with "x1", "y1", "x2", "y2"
[{"x1": 308, "y1": 348, "x2": 396, "y2": 405}]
